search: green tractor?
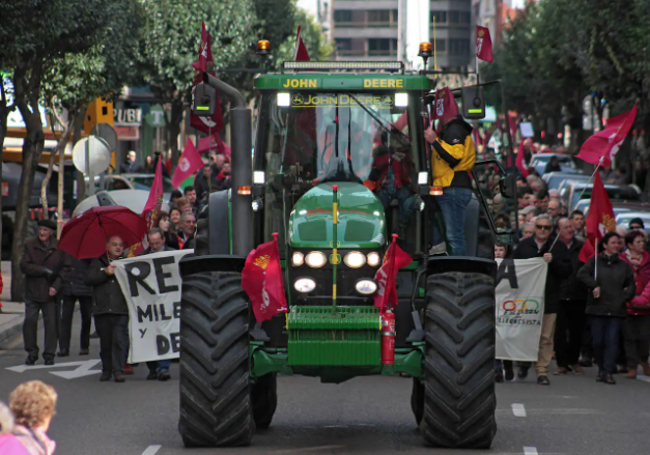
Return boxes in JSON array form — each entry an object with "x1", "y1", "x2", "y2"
[{"x1": 179, "y1": 56, "x2": 517, "y2": 449}]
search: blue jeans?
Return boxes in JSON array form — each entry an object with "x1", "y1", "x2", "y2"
[
  {"x1": 376, "y1": 169, "x2": 416, "y2": 236},
  {"x1": 590, "y1": 316, "x2": 623, "y2": 374},
  {"x1": 434, "y1": 187, "x2": 472, "y2": 256},
  {"x1": 147, "y1": 359, "x2": 171, "y2": 373}
]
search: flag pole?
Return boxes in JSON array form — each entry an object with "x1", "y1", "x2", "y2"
[
  {"x1": 594, "y1": 235, "x2": 598, "y2": 280},
  {"x1": 332, "y1": 185, "x2": 339, "y2": 309},
  {"x1": 547, "y1": 163, "x2": 600, "y2": 252}
]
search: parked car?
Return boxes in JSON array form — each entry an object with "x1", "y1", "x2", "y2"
[
  {"x1": 542, "y1": 171, "x2": 589, "y2": 190},
  {"x1": 530, "y1": 153, "x2": 578, "y2": 176},
  {"x1": 616, "y1": 211, "x2": 650, "y2": 231},
  {"x1": 73, "y1": 189, "x2": 170, "y2": 217},
  {"x1": 85, "y1": 173, "x2": 174, "y2": 200},
  {"x1": 563, "y1": 182, "x2": 643, "y2": 213}
]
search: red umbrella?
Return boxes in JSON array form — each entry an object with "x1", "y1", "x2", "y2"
[{"x1": 58, "y1": 206, "x2": 147, "y2": 259}]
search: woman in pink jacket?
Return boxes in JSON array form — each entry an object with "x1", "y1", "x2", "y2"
[{"x1": 621, "y1": 230, "x2": 650, "y2": 378}]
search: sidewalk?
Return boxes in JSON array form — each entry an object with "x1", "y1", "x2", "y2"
[{"x1": 0, "y1": 260, "x2": 24, "y2": 345}]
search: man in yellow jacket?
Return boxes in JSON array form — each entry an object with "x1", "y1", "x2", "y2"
[{"x1": 424, "y1": 115, "x2": 476, "y2": 256}]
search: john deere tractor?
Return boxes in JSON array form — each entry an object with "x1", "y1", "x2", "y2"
[{"x1": 179, "y1": 48, "x2": 517, "y2": 449}]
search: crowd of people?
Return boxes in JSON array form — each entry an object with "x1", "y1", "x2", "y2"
[{"x1": 490, "y1": 140, "x2": 650, "y2": 386}]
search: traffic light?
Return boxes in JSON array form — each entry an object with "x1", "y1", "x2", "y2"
[
  {"x1": 461, "y1": 86, "x2": 485, "y2": 120},
  {"x1": 83, "y1": 97, "x2": 114, "y2": 135},
  {"x1": 192, "y1": 82, "x2": 217, "y2": 117}
]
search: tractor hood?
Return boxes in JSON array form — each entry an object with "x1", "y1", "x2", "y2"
[{"x1": 288, "y1": 182, "x2": 386, "y2": 249}]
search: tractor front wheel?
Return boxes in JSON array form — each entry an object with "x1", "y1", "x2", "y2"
[
  {"x1": 178, "y1": 271, "x2": 255, "y2": 447},
  {"x1": 419, "y1": 272, "x2": 497, "y2": 449}
]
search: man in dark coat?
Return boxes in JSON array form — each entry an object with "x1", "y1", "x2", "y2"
[
  {"x1": 86, "y1": 235, "x2": 129, "y2": 382},
  {"x1": 138, "y1": 228, "x2": 175, "y2": 381},
  {"x1": 119, "y1": 150, "x2": 145, "y2": 173},
  {"x1": 553, "y1": 217, "x2": 588, "y2": 375},
  {"x1": 513, "y1": 214, "x2": 572, "y2": 385},
  {"x1": 58, "y1": 255, "x2": 93, "y2": 357},
  {"x1": 194, "y1": 163, "x2": 220, "y2": 201},
  {"x1": 19, "y1": 219, "x2": 65, "y2": 365}
]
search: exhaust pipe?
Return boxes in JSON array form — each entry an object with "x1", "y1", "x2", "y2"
[{"x1": 202, "y1": 73, "x2": 253, "y2": 256}]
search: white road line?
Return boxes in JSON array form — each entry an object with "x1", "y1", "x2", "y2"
[
  {"x1": 141, "y1": 445, "x2": 161, "y2": 455},
  {"x1": 523, "y1": 447, "x2": 538, "y2": 455},
  {"x1": 636, "y1": 375, "x2": 650, "y2": 384},
  {"x1": 512, "y1": 403, "x2": 527, "y2": 417}
]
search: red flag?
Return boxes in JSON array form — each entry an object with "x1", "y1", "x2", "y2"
[
  {"x1": 431, "y1": 87, "x2": 459, "y2": 121},
  {"x1": 578, "y1": 172, "x2": 616, "y2": 262},
  {"x1": 197, "y1": 132, "x2": 231, "y2": 160},
  {"x1": 241, "y1": 235, "x2": 288, "y2": 322},
  {"x1": 576, "y1": 104, "x2": 637, "y2": 168},
  {"x1": 172, "y1": 139, "x2": 204, "y2": 189},
  {"x1": 516, "y1": 141, "x2": 529, "y2": 177},
  {"x1": 142, "y1": 159, "x2": 164, "y2": 228},
  {"x1": 295, "y1": 25, "x2": 310, "y2": 61},
  {"x1": 373, "y1": 236, "x2": 413, "y2": 314},
  {"x1": 190, "y1": 22, "x2": 224, "y2": 133},
  {"x1": 476, "y1": 26, "x2": 493, "y2": 62}
]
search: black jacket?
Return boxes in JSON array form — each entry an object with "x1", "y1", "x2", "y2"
[
  {"x1": 578, "y1": 253, "x2": 635, "y2": 318},
  {"x1": 20, "y1": 238, "x2": 65, "y2": 303},
  {"x1": 85, "y1": 255, "x2": 128, "y2": 315},
  {"x1": 194, "y1": 172, "x2": 220, "y2": 200},
  {"x1": 119, "y1": 159, "x2": 145, "y2": 173},
  {"x1": 513, "y1": 235, "x2": 571, "y2": 314},
  {"x1": 61, "y1": 255, "x2": 93, "y2": 297},
  {"x1": 559, "y1": 238, "x2": 588, "y2": 301}
]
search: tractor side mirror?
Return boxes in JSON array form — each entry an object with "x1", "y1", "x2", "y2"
[
  {"x1": 461, "y1": 86, "x2": 485, "y2": 119},
  {"x1": 499, "y1": 173, "x2": 517, "y2": 199},
  {"x1": 192, "y1": 82, "x2": 217, "y2": 117}
]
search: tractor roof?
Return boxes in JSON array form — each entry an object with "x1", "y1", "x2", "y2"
[{"x1": 255, "y1": 62, "x2": 434, "y2": 91}]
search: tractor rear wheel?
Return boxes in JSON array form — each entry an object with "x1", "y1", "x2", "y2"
[
  {"x1": 420, "y1": 272, "x2": 496, "y2": 449},
  {"x1": 251, "y1": 373, "x2": 278, "y2": 429},
  {"x1": 178, "y1": 271, "x2": 255, "y2": 447}
]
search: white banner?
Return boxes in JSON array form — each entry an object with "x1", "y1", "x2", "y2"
[
  {"x1": 113, "y1": 250, "x2": 193, "y2": 363},
  {"x1": 495, "y1": 258, "x2": 548, "y2": 362}
]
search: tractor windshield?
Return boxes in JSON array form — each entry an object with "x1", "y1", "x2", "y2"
[{"x1": 269, "y1": 92, "x2": 409, "y2": 184}]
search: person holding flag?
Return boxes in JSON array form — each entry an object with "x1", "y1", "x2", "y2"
[
  {"x1": 424, "y1": 87, "x2": 476, "y2": 256},
  {"x1": 578, "y1": 232, "x2": 635, "y2": 385}
]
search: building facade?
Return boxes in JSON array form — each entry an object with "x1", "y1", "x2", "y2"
[{"x1": 333, "y1": 0, "x2": 473, "y2": 70}]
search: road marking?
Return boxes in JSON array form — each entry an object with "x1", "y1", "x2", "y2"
[
  {"x1": 141, "y1": 445, "x2": 161, "y2": 455},
  {"x1": 523, "y1": 447, "x2": 538, "y2": 455},
  {"x1": 272, "y1": 446, "x2": 346, "y2": 454},
  {"x1": 6, "y1": 359, "x2": 102, "y2": 379},
  {"x1": 636, "y1": 375, "x2": 650, "y2": 384},
  {"x1": 512, "y1": 403, "x2": 526, "y2": 417}
]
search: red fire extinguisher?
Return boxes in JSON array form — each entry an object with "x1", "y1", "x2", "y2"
[{"x1": 381, "y1": 308, "x2": 396, "y2": 365}]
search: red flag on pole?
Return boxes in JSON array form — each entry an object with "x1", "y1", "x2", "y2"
[
  {"x1": 516, "y1": 141, "x2": 529, "y2": 177},
  {"x1": 373, "y1": 236, "x2": 413, "y2": 314},
  {"x1": 295, "y1": 25, "x2": 310, "y2": 61},
  {"x1": 190, "y1": 22, "x2": 224, "y2": 133},
  {"x1": 476, "y1": 26, "x2": 493, "y2": 62},
  {"x1": 576, "y1": 104, "x2": 637, "y2": 168},
  {"x1": 578, "y1": 172, "x2": 617, "y2": 262},
  {"x1": 172, "y1": 139, "x2": 204, "y2": 189},
  {"x1": 241, "y1": 234, "x2": 288, "y2": 322},
  {"x1": 431, "y1": 87, "x2": 459, "y2": 121},
  {"x1": 142, "y1": 159, "x2": 164, "y2": 229},
  {"x1": 197, "y1": 132, "x2": 231, "y2": 160}
]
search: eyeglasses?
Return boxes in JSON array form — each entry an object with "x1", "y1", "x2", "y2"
[{"x1": 536, "y1": 225, "x2": 552, "y2": 231}]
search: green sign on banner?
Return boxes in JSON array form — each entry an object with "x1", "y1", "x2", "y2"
[{"x1": 145, "y1": 104, "x2": 166, "y2": 128}]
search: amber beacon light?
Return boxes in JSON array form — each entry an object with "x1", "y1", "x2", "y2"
[
  {"x1": 257, "y1": 40, "x2": 271, "y2": 55},
  {"x1": 418, "y1": 42, "x2": 433, "y2": 57}
]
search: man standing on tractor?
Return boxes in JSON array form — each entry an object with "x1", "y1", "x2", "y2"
[{"x1": 424, "y1": 114, "x2": 476, "y2": 256}]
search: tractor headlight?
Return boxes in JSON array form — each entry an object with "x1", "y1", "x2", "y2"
[
  {"x1": 356, "y1": 279, "x2": 377, "y2": 295},
  {"x1": 305, "y1": 251, "x2": 327, "y2": 268},
  {"x1": 367, "y1": 252, "x2": 381, "y2": 267},
  {"x1": 344, "y1": 251, "x2": 366, "y2": 268},
  {"x1": 294, "y1": 278, "x2": 316, "y2": 293},
  {"x1": 291, "y1": 251, "x2": 304, "y2": 267}
]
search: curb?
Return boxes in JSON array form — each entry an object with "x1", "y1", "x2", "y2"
[{"x1": 0, "y1": 313, "x2": 24, "y2": 346}]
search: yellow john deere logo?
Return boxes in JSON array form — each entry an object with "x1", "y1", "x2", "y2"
[{"x1": 254, "y1": 255, "x2": 271, "y2": 270}]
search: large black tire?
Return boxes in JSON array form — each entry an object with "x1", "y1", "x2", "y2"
[
  {"x1": 178, "y1": 272, "x2": 255, "y2": 447},
  {"x1": 420, "y1": 272, "x2": 497, "y2": 449},
  {"x1": 411, "y1": 378, "x2": 424, "y2": 426},
  {"x1": 251, "y1": 373, "x2": 278, "y2": 429}
]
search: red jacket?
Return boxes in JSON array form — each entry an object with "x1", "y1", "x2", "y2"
[{"x1": 621, "y1": 250, "x2": 650, "y2": 315}]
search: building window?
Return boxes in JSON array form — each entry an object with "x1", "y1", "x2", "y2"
[
  {"x1": 336, "y1": 38, "x2": 352, "y2": 52},
  {"x1": 450, "y1": 11, "x2": 460, "y2": 24},
  {"x1": 449, "y1": 11, "x2": 471, "y2": 26},
  {"x1": 461, "y1": 12, "x2": 471, "y2": 25},
  {"x1": 368, "y1": 38, "x2": 397, "y2": 56},
  {"x1": 449, "y1": 39, "x2": 470, "y2": 55},
  {"x1": 431, "y1": 11, "x2": 447, "y2": 25},
  {"x1": 367, "y1": 10, "x2": 391, "y2": 26},
  {"x1": 334, "y1": 10, "x2": 352, "y2": 23},
  {"x1": 435, "y1": 39, "x2": 447, "y2": 53}
]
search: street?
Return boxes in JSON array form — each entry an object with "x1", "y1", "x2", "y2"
[{"x1": 0, "y1": 317, "x2": 648, "y2": 455}]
